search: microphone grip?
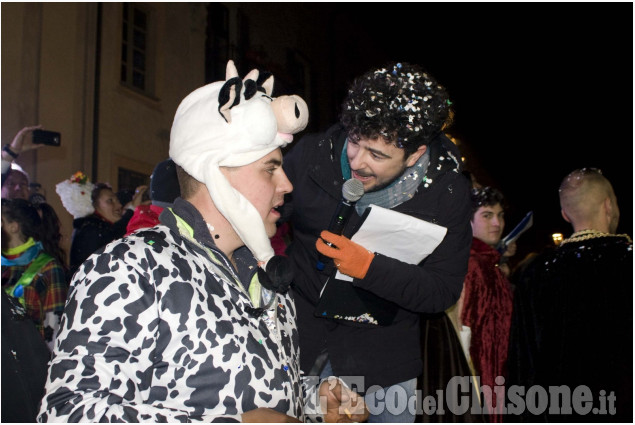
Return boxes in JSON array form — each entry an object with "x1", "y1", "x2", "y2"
[
  {"x1": 316, "y1": 201, "x2": 354, "y2": 271},
  {"x1": 316, "y1": 239, "x2": 337, "y2": 271}
]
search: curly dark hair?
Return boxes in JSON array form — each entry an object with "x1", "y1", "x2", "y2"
[
  {"x1": 340, "y1": 62, "x2": 453, "y2": 156},
  {"x1": 470, "y1": 186, "x2": 505, "y2": 218}
]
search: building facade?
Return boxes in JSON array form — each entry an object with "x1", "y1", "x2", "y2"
[{"x1": 2, "y1": 2, "x2": 338, "y2": 263}]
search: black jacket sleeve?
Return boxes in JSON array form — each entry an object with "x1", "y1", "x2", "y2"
[{"x1": 352, "y1": 171, "x2": 472, "y2": 313}]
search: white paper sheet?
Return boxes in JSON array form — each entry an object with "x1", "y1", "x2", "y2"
[{"x1": 334, "y1": 204, "x2": 448, "y2": 281}]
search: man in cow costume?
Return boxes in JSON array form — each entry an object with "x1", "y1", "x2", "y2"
[{"x1": 38, "y1": 61, "x2": 367, "y2": 423}]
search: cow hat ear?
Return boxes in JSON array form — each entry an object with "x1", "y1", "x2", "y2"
[
  {"x1": 218, "y1": 60, "x2": 244, "y2": 122},
  {"x1": 261, "y1": 73, "x2": 274, "y2": 96},
  {"x1": 226, "y1": 60, "x2": 239, "y2": 79},
  {"x1": 243, "y1": 68, "x2": 259, "y2": 83},
  {"x1": 218, "y1": 78, "x2": 240, "y2": 123},
  {"x1": 243, "y1": 69, "x2": 260, "y2": 100}
]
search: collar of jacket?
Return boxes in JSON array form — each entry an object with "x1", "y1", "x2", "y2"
[
  {"x1": 308, "y1": 124, "x2": 464, "y2": 200},
  {"x1": 166, "y1": 197, "x2": 217, "y2": 249},
  {"x1": 159, "y1": 197, "x2": 259, "y2": 293}
]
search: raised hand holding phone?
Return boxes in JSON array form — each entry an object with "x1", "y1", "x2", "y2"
[
  {"x1": 32, "y1": 129, "x2": 61, "y2": 146},
  {"x1": 2, "y1": 125, "x2": 44, "y2": 162}
]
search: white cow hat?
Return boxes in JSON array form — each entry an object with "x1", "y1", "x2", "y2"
[{"x1": 169, "y1": 60, "x2": 308, "y2": 267}]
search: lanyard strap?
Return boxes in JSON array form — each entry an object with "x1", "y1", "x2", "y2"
[{"x1": 4, "y1": 252, "x2": 53, "y2": 306}]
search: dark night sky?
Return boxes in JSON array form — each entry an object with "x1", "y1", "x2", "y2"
[{"x1": 322, "y1": 3, "x2": 633, "y2": 258}]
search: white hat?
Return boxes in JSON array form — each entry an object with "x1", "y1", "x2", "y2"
[
  {"x1": 55, "y1": 171, "x2": 95, "y2": 219},
  {"x1": 169, "y1": 60, "x2": 308, "y2": 266}
]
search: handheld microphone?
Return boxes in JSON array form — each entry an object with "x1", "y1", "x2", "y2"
[{"x1": 316, "y1": 178, "x2": 365, "y2": 271}]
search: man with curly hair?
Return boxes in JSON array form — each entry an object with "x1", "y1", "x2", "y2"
[{"x1": 282, "y1": 62, "x2": 472, "y2": 422}]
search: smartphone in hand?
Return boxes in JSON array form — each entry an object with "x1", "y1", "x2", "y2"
[{"x1": 32, "y1": 129, "x2": 61, "y2": 146}]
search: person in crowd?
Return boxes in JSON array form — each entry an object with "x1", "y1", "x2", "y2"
[
  {"x1": 2, "y1": 291, "x2": 51, "y2": 422},
  {"x1": 35, "y1": 202, "x2": 70, "y2": 281},
  {"x1": 67, "y1": 181, "x2": 147, "y2": 277},
  {"x1": 281, "y1": 61, "x2": 472, "y2": 422},
  {"x1": 1, "y1": 198, "x2": 68, "y2": 351},
  {"x1": 38, "y1": 60, "x2": 367, "y2": 422},
  {"x1": 2, "y1": 168, "x2": 30, "y2": 200},
  {"x1": 125, "y1": 158, "x2": 181, "y2": 235},
  {"x1": 1, "y1": 125, "x2": 43, "y2": 193},
  {"x1": 507, "y1": 168, "x2": 632, "y2": 422},
  {"x1": 445, "y1": 186, "x2": 513, "y2": 422}
]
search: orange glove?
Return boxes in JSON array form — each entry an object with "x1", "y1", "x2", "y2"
[{"x1": 315, "y1": 230, "x2": 375, "y2": 280}]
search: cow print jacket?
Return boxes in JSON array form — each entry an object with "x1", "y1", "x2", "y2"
[{"x1": 38, "y1": 198, "x2": 319, "y2": 422}]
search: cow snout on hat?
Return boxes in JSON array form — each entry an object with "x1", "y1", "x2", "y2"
[{"x1": 271, "y1": 95, "x2": 309, "y2": 143}]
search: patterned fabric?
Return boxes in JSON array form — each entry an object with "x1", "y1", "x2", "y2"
[
  {"x1": 38, "y1": 200, "x2": 318, "y2": 422},
  {"x1": 460, "y1": 238, "x2": 513, "y2": 421},
  {"x1": 2, "y1": 255, "x2": 67, "y2": 351}
]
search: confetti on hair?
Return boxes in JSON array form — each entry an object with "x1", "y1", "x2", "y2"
[{"x1": 341, "y1": 62, "x2": 452, "y2": 151}]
